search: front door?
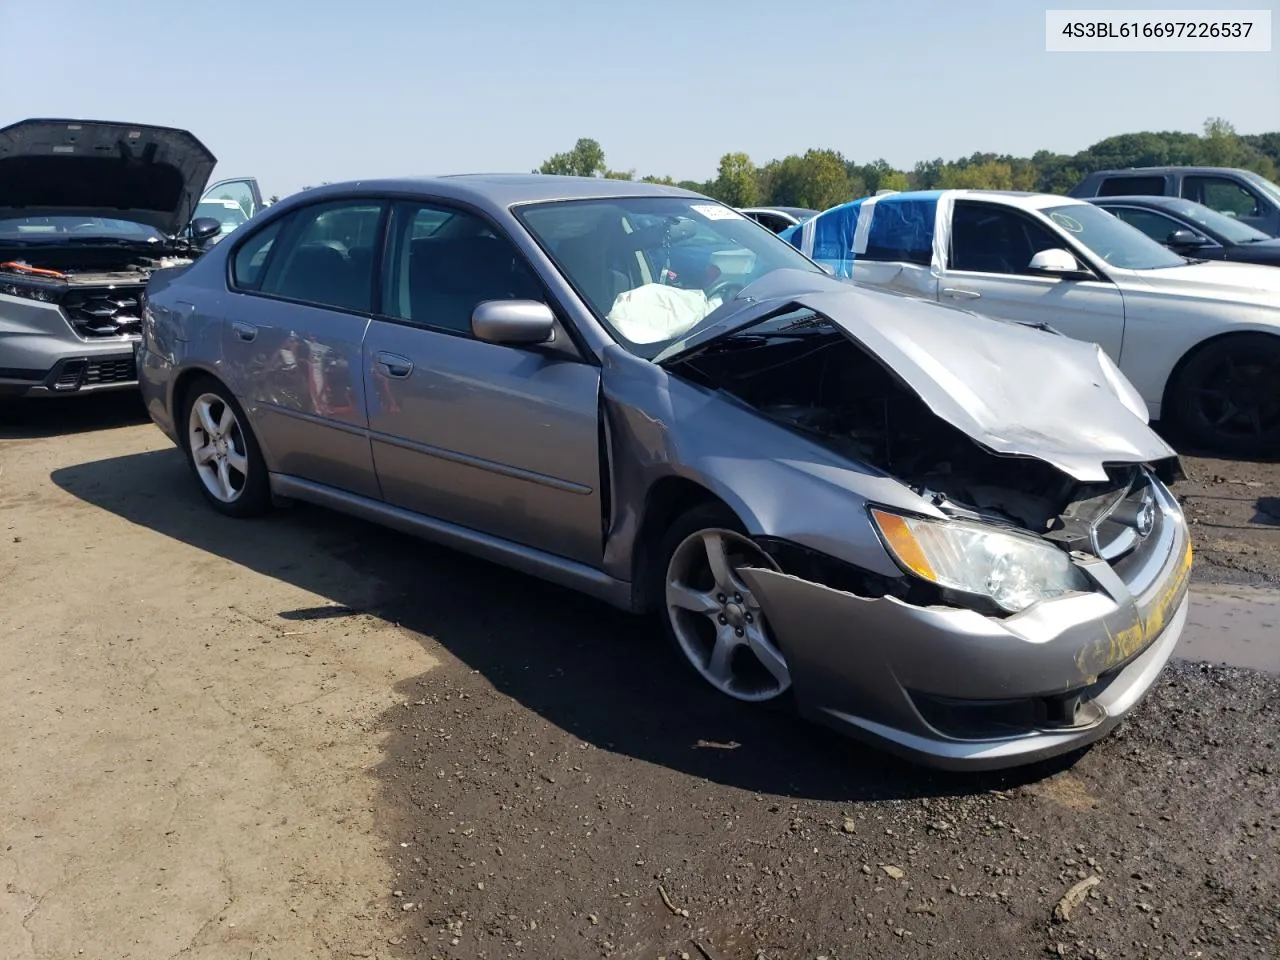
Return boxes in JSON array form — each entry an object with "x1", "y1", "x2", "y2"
[
  {"x1": 363, "y1": 201, "x2": 603, "y2": 566},
  {"x1": 939, "y1": 200, "x2": 1127, "y2": 361},
  {"x1": 220, "y1": 197, "x2": 384, "y2": 498},
  {"x1": 1181, "y1": 174, "x2": 1274, "y2": 236}
]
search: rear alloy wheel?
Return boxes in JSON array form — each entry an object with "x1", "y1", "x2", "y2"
[
  {"x1": 1172, "y1": 334, "x2": 1280, "y2": 457},
  {"x1": 182, "y1": 377, "x2": 270, "y2": 518},
  {"x1": 660, "y1": 505, "x2": 791, "y2": 703}
]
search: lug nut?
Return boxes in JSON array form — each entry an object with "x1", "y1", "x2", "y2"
[
  {"x1": 735, "y1": 628, "x2": 744, "y2": 637},
  {"x1": 745, "y1": 613, "x2": 754, "y2": 623},
  {"x1": 718, "y1": 615, "x2": 727, "y2": 624},
  {"x1": 717, "y1": 594, "x2": 726, "y2": 603},
  {"x1": 734, "y1": 593, "x2": 742, "y2": 603}
]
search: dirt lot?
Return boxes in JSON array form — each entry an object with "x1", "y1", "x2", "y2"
[{"x1": 1, "y1": 394, "x2": 1277, "y2": 960}]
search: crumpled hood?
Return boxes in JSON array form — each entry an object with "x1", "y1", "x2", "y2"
[
  {"x1": 659, "y1": 271, "x2": 1176, "y2": 483},
  {"x1": 0, "y1": 118, "x2": 217, "y2": 236},
  {"x1": 1128, "y1": 258, "x2": 1280, "y2": 307}
]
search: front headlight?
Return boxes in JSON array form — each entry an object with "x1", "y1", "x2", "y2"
[{"x1": 870, "y1": 508, "x2": 1091, "y2": 614}]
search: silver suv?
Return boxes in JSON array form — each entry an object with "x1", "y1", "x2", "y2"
[{"x1": 0, "y1": 118, "x2": 258, "y2": 398}]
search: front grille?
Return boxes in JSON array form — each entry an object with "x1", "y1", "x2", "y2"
[
  {"x1": 1045, "y1": 467, "x2": 1160, "y2": 564},
  {"x1": 60, "y1": 285, "x2": 145, "y2": 338},
  {"x1": 43, "y1": 354, "x2": 137, "y2": 391},
  {"x1": 83, "y1": 356, "x2": 137, "y2": 386}
]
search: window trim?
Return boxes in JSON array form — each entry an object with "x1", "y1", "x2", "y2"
[
  {"x1": 945, "y1": 200, "x2": 1105, "y2": 281},
  {"x1": 224, "y1": 196, "x2": 391, "y2": 319}
]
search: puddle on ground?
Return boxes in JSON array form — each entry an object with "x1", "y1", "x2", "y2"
[{"x1": 1178, "y1": 585, "x2": 1279, "y2": 673}]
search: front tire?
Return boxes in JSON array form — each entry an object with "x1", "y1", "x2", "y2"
[
  {"x1": 1170, "y1": 334, "x2": 1280, "y2": 458},
  {"x1": 656, "y1": 503, "x2": 793, "y2": 704},
  {"x1": 181, "y1": 376, "x2": 271, "y2": 518}
]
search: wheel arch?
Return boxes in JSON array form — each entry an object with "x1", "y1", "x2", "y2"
[
  {"x1": 629, "y1": 475, "x2": 737, "y2": 614},
  {"x1": 1161, "y1": 327, "x2": 1280, "y2": 424},
  {"x1": 171, "y1": 365, "x2": 234, "y2": 452}
]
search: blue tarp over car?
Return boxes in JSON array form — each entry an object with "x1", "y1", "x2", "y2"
[{"x1": 778, "y1": 191, "x2": 943, "y2": 278}]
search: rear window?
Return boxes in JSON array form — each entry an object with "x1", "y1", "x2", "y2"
[{"x1": 1097, "y1": 176, "x2": 1167, "y2": 197}]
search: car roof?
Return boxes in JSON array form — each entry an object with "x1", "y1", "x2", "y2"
[
  {"x1": 290, "y1": 173, "x2": 702, "y2": 208},
  {"x1": 1086, "y1": 166, "x2": 1251, "y2": 177},
  {"x1": 1089, "y1": 195, "x2": 1187, "y2": 208},
  {"x1": 847, "y1": 189, "x2": 1086, "y2": 212}
]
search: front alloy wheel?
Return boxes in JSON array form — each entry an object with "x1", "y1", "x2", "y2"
[{"x1": 664, "y1": 526, "x2": 790, "y2": 702}]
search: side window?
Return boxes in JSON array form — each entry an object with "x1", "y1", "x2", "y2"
[
  {"x1": 1098, "y1": 176, "x2": 1166, "y2": 197},
  {"x1": 1183, "y1": 177, "x2": 1260, "y2": 219},
  {"x1": 383, "y1": 202, "x2": 544, "y2": 334},
  {"x1": 950, "y1": 202, "x2": 1063, "y2": 275},
  {"x1": 231, "y1": 217, "x2": 287, "y2": 290},
  {"x1": 257, "y1": 201, "x2": 385, "y2": 312},
  {"x1": 1110, "y1": 208, "x2": 1185, "y2": 244},
  {"x1": 863, "y1": 197, "x2": 936, "y2": 266}
]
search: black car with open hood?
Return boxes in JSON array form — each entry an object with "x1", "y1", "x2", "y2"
[{"x1": 0, "y1": 118, "x2": 217, "y2": 238}]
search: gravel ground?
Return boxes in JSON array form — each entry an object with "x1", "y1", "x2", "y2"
[
  {"x1": 2, "y1": 395, "x2": 1278, "y2": 960},
  {"x1": 1171, "y1": 451, "x2": 1280, "y2": 587}
]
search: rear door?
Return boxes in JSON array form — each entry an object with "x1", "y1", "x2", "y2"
[
  {"x1": 939, "y1": 200, "x2": 1127, "y2": 359},
  {"x1": 362, "y1": 200, "x2": 604, "y2": 565},
  {"x1": 221, "y1": 198, "x2": 384, "y2": 498}
]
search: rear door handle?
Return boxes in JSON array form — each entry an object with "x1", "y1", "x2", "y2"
[
  {"x1": 942, "y1": 287, "x2": 981, "y2": 300},
  {"x1": 375, "y1": 352, "x2": 414, "y2": 378},
  {"x1": 231, "y1": 320, "x2": 258, "y2": 341}
]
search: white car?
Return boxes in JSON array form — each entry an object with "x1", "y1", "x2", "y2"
[{"x1": 781, "y1": 190, "x2": 1280, "y2": 455}]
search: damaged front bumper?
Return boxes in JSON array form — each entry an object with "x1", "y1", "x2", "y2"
[{"x1": 739, "y1": 481, "x2": 1192, "y2": 771}]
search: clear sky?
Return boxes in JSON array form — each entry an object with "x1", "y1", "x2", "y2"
[{"x1": 2, "y1": 0, "x2": 1276, "y2": 198}]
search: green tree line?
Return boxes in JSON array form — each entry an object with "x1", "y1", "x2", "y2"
[{"x1": 536, "y1": 118, "x2": 1280, "y2": 210}]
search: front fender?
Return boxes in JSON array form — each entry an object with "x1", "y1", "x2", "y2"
[{"x1": 598, "y1": 345, "x2": 940, "y2": 584}]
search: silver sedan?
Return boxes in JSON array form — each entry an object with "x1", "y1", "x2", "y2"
[{"x1": 138, "y1": 175, "x2": 1193, "y2": 770}]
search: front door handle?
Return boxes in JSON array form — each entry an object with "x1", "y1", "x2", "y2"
[
  {"x1": 231, "y1": 320, "x2": 258, "y2": 342},
  {"x1": 375, "y1": 352, "x2": 414, "y2": 378},
  {"x1": 942, "y1": 287, "x2": 981, "y2": 300}
]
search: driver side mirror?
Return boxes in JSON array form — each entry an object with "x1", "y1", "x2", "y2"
[
  {"x1": 1027, "y1": 248, "x2": 1092, "y2": 279},
  {"x1": 189, "y1": 217, "x2": 222, "y2": 242},
  {"x1": 471, "y1": 300, "x2": 556, "y2": 345},
  {"x1": 1167, "y1": 228, "x2": 1210, "y2": 248}
]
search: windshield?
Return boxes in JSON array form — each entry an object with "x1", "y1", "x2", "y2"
[
  {"x1": 1042, "y1": 203, "x2": 1187, "y2": 270},
  {"x1": 517, "y1": 196, "x2": 822, "y2": 358},
  {"x1": 0, "y1": 216, "x2": 163, "y2": 242},
  {"x1": 1160, "y1": 198, "x2": 1271, "y2": 243},
  {"x1": 195, "y1": 201, "x2": 248, "y2": 232}
]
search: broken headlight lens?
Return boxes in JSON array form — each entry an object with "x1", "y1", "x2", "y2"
[{"x1": 870, "y1": 508, "x2": 1091, "y2": 614}]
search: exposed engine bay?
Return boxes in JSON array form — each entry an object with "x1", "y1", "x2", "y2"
[
  {"x1": 667, "y1": 311, "x2": 1173, "y2": 558},
  {"x1": 1, "y1": 244, "x2": 193, "y2": 339},
  {"x1": 0, "y1": 243, "x2": 192, "y2": 282}
]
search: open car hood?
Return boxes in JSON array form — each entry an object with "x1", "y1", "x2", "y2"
[
  {"x1": 0, "y1": 118, "x2": 217, "y2": 236},
  {"x1": 657, "y1": 271, "x2": 1176, "y2": 483}
]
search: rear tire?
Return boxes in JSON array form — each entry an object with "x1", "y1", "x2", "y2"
[
  {"x1": 1170, "y1": 334, "x2": 1280, "y2": 458},
  {"x1": 180, "y1": 376, "x2": 271, "y2": 518}
]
